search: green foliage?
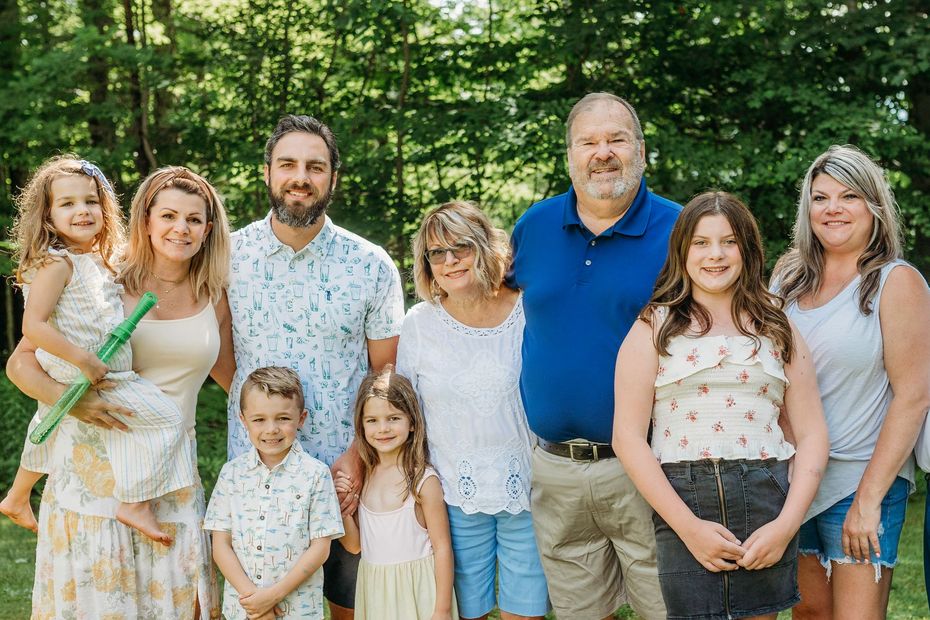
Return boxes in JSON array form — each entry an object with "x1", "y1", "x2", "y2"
[
  {"x1": 2, "y1": 0, "x2": 929, "y2": 283},
  {"x1": 0, "y1": 375, "x2": 37, "y2": 501}
]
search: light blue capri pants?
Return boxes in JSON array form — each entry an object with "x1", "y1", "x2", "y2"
[{"x1": 447, "y1": 505, "x2": 550, "y2": 618}]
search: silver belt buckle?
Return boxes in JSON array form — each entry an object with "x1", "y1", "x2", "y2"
[{"x1": 569, "y1": 442, "x2": 597, "y2": 462}]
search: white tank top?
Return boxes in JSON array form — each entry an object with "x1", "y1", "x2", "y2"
[
  {"x1": 785, "y1": 260, "x2": 915, "y2": 517},
  {"x1": 131, "y1": 301, "x2": 220, "y2": 436},
  {"x1": 359, "y1": 469, "x2": 437, "y2": 565}
]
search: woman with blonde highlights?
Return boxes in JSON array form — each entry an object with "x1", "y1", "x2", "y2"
[
  {"x1": 772, "y1": 145, "x2": 930, "y2": 619},
  {"x1": 397, "y1": 201, "x2": 550, "y2": 620},
  {"x1": 7, "y1": 165, "x2": 234, "y2": 618}
]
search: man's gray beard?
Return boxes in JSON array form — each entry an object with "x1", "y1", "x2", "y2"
[
  {"x1": 579, "y1": 157, "x2": 646, "y2": 201},
  {"x1": 268, "y1": 185, "x2": 333, "y2": 228}
]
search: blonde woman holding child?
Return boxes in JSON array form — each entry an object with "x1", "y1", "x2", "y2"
[
  {"x1": 5, "y1": 163, "x2": 233, "y2": 618},
  {"x1": 2, "y1": 156, "x2": 197, "y2": 543},
  {"x1": 614, "y1": 192, "x2": 829, "y2": 619}
]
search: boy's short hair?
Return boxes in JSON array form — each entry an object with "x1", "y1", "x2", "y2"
[{"x1": 240, "y1": 366, "x2": 305, "y2": 411}]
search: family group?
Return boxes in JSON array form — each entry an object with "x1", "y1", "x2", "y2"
[{"x1": 2, "y1": 91, "x2": 929, "y2": 620}]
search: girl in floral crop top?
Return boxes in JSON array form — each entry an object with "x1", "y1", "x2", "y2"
[{"x1": 613, "y1": 192, "x2": 829, "y2": 620}]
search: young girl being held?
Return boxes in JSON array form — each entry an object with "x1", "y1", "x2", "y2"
[
  {"x1": 337, "y1": 366, "x2": 458, "y2": 620},
  {"x1": 613, "y1": 192, "x2": 829, "y2": 620},
  {"x1": 0, "y1": 156, "x2": 194, "y2": 544}
]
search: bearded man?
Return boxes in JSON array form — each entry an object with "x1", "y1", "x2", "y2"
[
  {"x1": 506, "y1": 93, "x2": 681, "y2": 620},
  {"x1": 226, "y1": 114, "x2": 404, "y2": 620}
]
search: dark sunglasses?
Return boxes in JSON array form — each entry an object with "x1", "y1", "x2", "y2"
[{"x1": 424, "y1": 241, "x2": 474, "y2": 265}]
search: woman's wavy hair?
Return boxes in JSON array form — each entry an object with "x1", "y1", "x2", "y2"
[
  {"x1": 118, "y1": 166, "x2": 230, "y2": 302},
  {"x1": 643, "y1": 191, "x2": 794, "y2": 362},
  {"x1": 352, "y1": 366, "x2": 430, "y2": 503},
  {"x1": 772, "y1": 144, "x2": 902, "y2": 315},
  {"x1": 12, "y1": 155, "x2": 124, "y2": 283},
  {"x1": 412, "y1": 201, "x2": 511, "y2": 302}
]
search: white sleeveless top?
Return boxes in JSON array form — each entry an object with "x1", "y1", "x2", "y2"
[
  {"x1": 653, "y1": 330, "x2": 794, "y2": 463},
  {"x1": 359, "y1": 468, "x2": 438, "y2": 565},
  {"x1": 131, "y1": 301, "x2": 220, "y2": 436},
  {"x1": 785, "y1": 260, "x2": 916, "y2": 518},
  {"x1": 24, "y1": 249, "x2": 131, "y2": 382}
]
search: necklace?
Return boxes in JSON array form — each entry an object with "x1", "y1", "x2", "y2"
[{"x1": 150, "y1": 272, "x2": 190, "y2": 309}]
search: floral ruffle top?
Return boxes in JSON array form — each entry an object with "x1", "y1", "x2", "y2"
[{"x1": 652, "y1": 330, "x2": 795, "y2": 463}]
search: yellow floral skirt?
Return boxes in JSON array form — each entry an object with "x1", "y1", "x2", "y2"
[{"x1": 31, "y1": 418, "x2": 219, "y2": 619}]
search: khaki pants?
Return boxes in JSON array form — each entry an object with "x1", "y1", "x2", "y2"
[{"x1": 530, "y1": 445, "x2": 666, "y2": 619}]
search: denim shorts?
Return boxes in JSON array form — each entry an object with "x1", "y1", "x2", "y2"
[
  {"x1": 798, "y1": 475, "x2": 908, "y2": 579},
  {"x1": 446, "y1": 505, "x2": 551, "y2": 618},
  {"x1": 654, "y1": 459, "x2": 800, "y2": 620}
]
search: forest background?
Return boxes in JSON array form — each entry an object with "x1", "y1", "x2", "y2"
[
  {"x1": 1, "y1": 0, "x2": 930, "y2": 617},
  {"x1": 1, "y1": 0, "x2": 930, "y2": 350}
]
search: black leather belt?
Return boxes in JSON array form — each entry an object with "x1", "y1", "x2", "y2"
[{"x1": 537, "y1": 438, "x2": 616, "y2": 462}]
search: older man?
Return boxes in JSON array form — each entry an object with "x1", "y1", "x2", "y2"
[
  {"x1": 226, "y1": 114, "x2": 405, "y2": 619},
  {"x1": 507, "y1": 93, "x2": 681, "y2": 619}
]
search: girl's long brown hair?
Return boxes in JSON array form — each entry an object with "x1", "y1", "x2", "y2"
[
  {"x1": 642, "y1": 191, "x2": 794, "y2": 362},
  {"x1": 352, "y1": 366, "x2": 430, "y2": 503}
]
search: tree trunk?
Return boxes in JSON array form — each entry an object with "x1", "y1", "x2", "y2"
[
  {"x1": 394, "y1": 2, "x2": 411, "y2": 213},
  {"x1": 0, "y1": 0, "x2": 24, "y2": 214},
  {"x1": 150, "y1": 0, "x2": 176, "y2": 158},
  {"x1": 906, "y1": 70, "x2": 930, "y2": 278},
  {"x1": 122, "y1": 0, "x2": 157, "y2": 176},
  {"x1": 80, "y1": 0, "x2": 117, "y2": 154},
  {"x1": 4, "y1": 280, "x2": 15, "y2": 355}
]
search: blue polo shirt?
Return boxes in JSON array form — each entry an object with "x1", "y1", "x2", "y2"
[{"x1": 508, "y1": 179, "x2": 681, "y2": 443}]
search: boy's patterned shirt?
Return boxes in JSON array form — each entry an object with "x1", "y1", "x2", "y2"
[
  {"x1": 204, "y1": 441, "x2": 345, "y2": 619},
  {"x1": 226, "y1": 214, "x2": 404, "y2": 464}
]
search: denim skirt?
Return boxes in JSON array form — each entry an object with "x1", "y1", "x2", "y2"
[{"x1": 653, "y1": 459, "x2": 800, "y2": 620}]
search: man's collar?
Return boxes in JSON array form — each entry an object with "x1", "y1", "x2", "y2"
[
  {"x1": 562, "y1": 178, "x2": 652, "y2": 237},
  {"x1": 255, "y1": 212, "x2": 336, "y2": 258}
]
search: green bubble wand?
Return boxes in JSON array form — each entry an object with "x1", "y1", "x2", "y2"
[{"x1": 28, "y1": 292, "x2": 158, "y2": 445}]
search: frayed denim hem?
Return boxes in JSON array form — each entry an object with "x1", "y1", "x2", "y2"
[{"x1": 798, "y1": 548, "x2": 897, "y2": 582}]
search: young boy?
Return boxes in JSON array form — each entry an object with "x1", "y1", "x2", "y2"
[{"x1": 205, "y1": 366, "x2": 344, "y2": 620}]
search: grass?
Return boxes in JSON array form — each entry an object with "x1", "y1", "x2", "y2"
[{"x1": 1, "y1": 377, "x2": 928, "y2": 618}]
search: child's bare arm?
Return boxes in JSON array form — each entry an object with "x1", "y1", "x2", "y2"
[
  {"x1": 334, "y1": 471, "x2": 361, "y2": 553},
  {"x1": 420, "y1": 476, "x2": 454, "y2": 620},
  {"x1": 22, "y1": 259, "x2": 107, "y2": 383},
  {"x1": 738, "y1": 324, "x2": 828, "y2": 570},
  {"x1": 238, "y1": 536, "x2": 332, "y2": 617},
  {"x1": 211, "y1": 530, "x2": 259, "y2": 599},
  {"x1": 339, "y1": 510, "x2": 361, "y2": 554}
]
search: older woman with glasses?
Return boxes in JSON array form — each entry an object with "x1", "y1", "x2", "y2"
[{"x1": 396, "y1": 201, "x2": 550, "y2": 620}]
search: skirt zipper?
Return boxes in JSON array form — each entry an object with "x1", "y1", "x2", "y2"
[{"x1": 712, "y1": 459, "x2": 732, "y2": 620}]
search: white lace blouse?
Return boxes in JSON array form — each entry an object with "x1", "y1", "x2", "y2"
[{"x1": 396, "y1": 296, "x2": 533, "y2": 514}]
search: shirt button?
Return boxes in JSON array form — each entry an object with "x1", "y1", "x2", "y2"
[
  {"x1": 296, "y1": 494, "x2": 301, "y2": 499},
  {"x1": 257, "y1": 545, "x2": 262, "y2": 551},
  {"x1": 585, "y1": 260, "x2": 592, "y2": 266},
  {"x1": 256, "y1": 574, "x2": 262, "y2": 580},
  {"x1": 259, "y1": 515, "x2": 265, "y2": 520},
  {"x1": 265, "y1": 484, "x2": 270, "y2": 489},
  {"x1": 590, "y1": 240, "x2": 596, "y2": 246}
]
